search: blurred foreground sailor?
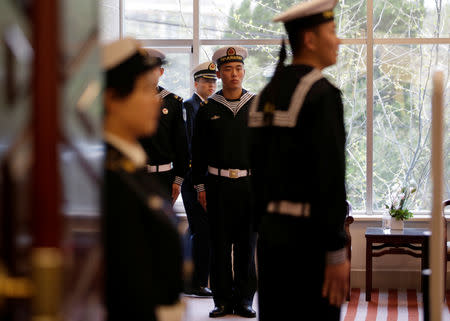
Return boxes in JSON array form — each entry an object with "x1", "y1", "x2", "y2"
[
  {"x1": 181, "y1": 62, "x2": 217, "y2": 297},
  {"x1": 192, "y1": 46, "x2": 257, "y2": 318},
  {"x1": 102, "y1": 37, "x2": 184, "y2": 321},
  {"x1": 248, "y1": 0, "x2": 349, "y2": 320},
  {"x1": 138, "y1": 48, "x2": 189, "y2": 203}
]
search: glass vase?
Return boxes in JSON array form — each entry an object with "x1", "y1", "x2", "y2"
[{"x1": 382, "y1": 212, "x2": 391, "y2": 230}]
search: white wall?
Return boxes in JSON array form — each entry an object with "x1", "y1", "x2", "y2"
[{"x1": 100, "y1": 0, "x2": 121, "y2": 42}]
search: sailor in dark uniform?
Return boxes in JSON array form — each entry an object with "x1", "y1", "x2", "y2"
[
  {"x1": 181, "y1": 61, "x2": 217, "y2": 297},
  {"x1": 138, "y1": 48, "x2": 189, "y2": 203},
  {"x1": 248, "y1": 0, "x2": 349, "y2": 320},
  {"x1": 102, "y1": 38, "x2": 185, "y2": 321},
  {"x1": 192, "y1": 46, "x2": 257, "y2": 318}
]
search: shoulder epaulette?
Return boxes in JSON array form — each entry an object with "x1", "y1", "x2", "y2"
[
  {"x1": 106, "y1": 149, "x2": 137, "y2": 173},
  {"x1": 173, "y1": 94, "x2": 183, "y2": 102}
]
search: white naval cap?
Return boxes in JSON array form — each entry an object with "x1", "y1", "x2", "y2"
[
  {"x1": 102, "y1": 37, "x2": 142, "y2": 70},
  {"x1": 102, "y1": 37, "x2": 161, "y2": 72},
  {"x1": 212, "y1": 46, "x2": 248, "y2": 68},
  {"x1": 273, "y1": 0, "x2": 337, "y2": 27},
  {"x1": 146, "y1": 48, "x2": 166, "y2": 61},
  {"x1": 192, "y1": 61, "x2": 217, "y2": 80}
]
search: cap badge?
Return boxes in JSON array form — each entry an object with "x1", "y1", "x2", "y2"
[
  {"x1": 227, "y1": 47, "x2": 236, "y2": 56},
  {"x1": 323, "y1": 11, "x2": 334, "y2": 19},
  {"x1": 208, "y1": 63, "x2": 216, "y2": 70},
  {"x1": 162, "y1": 108, "x2": 169, "y2": 114}
]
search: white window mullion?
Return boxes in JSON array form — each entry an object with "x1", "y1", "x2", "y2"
[
  {"x1": 366, "y1": 0, "x2": 374, "y2": 215},
  {"x1": 192, "y1": 0, "x2": 200, "y2": 95},
  {"x1": 373, "y1": 38, "x2": 450, "y2": 45},
  {"x1": 119, "y1": 0, "x2": 124, "y2": 38}
]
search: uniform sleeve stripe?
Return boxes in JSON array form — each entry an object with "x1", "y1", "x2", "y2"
[
  {"x1": 174, "y1": 176, "x2": 184, "y2": 185},
  {"x1": 195, "y1": 184, "x2": 205, "y2": 192}
]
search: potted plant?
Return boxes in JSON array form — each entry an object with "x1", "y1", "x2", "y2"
[{"x1": 385, "y1": 186, "x2": 416, "y2": 230}]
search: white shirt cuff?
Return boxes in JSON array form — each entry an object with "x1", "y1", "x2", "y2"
[{"x1": 326, "y1": 248, "x2": 347, "y2": 265}]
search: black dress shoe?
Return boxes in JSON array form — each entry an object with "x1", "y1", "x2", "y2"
[
  {"x1": 234, "y1": 304, "x2": 256, "y2": 318},
  {"x1": 193, "y1": 286, "x2": 213, "y2": 297},
  {"x1": 209, "y1": 305, "x2": 233, "y2": 318},
  {"x1": 184, "y1": 286, "x2": 213, "y2": 297}
]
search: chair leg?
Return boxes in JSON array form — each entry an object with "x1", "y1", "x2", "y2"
[
  {"x1": 347, "y1": 279, "x2": 351, "y2": 301},
  {"x1": 444, "y1": 242, "x2": 447, "y2": 299},
  {"x1": 347, "y1": 246, "x2": 351, "y2": 301}
]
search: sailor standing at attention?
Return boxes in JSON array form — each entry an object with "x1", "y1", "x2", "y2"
[
  {"x1": 102, "y1": 37, "x2": 185, "y2": 321},
  {"x1": 248, "y1": 0, "x2": 349, "y2": 320},
  {"x1": 192, "y1": 46, "x2": 257, "y2": 318},
  {"x1": 181, "y1": 61, "x2": 217, "y2": 297},
  {"x1": 138, "y1": 49, "x2": 189, "y2": 204}
]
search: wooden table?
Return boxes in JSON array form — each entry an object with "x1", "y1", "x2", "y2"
[{"x1": 365, "y1": 227, "x2": 430, "y2": 301}]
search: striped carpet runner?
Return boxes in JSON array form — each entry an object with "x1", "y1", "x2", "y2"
[{"x1": 340, "y1": 289, "x2": 450, "y2": 321}]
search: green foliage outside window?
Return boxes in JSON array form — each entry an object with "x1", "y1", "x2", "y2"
[{"x1": 122, "y1": 0, "x2": 450, "y2": 212}]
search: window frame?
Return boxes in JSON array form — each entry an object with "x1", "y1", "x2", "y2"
[{"x1": 119, "y1": 0, "x2": 450, "y2": 215}]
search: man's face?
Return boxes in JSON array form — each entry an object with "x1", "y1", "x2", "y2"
[
  {"x1": 109, "y1": 69, "x2": 161, "y2": 138},
  {"x1": 310, "y1": 21, "x2": 341, "y2": 69},
  {"x1": 216, "y1": 62, "x2": 245, "y2": 90},
  {"x1": 148, "y1": 66, "x2": 164, "y2": 87},
  {"x1": 195, "y1": 77, "x2": 217, "y2": 99}
]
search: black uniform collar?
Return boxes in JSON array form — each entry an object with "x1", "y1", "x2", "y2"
[
  {"x1": 287, "y1": 64, "x2": 316, "y2": 74},
  {"x1": 104, "y1": 132, "x2": 147, "y2": 168},
  {"x1": 193, "y1": 92, "x2": 205, "y2": 103}
]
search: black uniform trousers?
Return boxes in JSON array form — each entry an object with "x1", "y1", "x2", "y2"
[
  {"x1": 149, "y1": 170, "x2": 175, "y2": 200},
  {"x1": 181, "y1": 169, "x2": 211, "y2": 288},
  {"x1": 257, "y1": 214, "x2": 341, "y2": 321},
  {"x1": 206, "y1": 174, "x2": 257, "y2": 307}
]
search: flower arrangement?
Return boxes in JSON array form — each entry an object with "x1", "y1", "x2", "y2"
[{"x1": 385, "y1": 185, "x2": 416, "y2": 221}]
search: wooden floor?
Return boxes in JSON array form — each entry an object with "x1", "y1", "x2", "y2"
[
  {"x1": 183, "y1": 294, "x2": 258, "y2": 321},
  {"x1": 183, "y1": 289, "x2": 450, "y2": 321}
]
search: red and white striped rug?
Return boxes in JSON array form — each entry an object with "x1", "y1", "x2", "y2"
[{"x1": 340, "y1": 289, "x2": 450, "y2": 321}]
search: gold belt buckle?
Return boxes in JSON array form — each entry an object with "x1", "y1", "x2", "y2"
[{"x1": 229, "y1": 169, "x2": 239, "y2": 179}]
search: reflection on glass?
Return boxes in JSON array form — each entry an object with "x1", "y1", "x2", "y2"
[
  {"x1": 158, "y1": 52, "x2": 191, "y2": 99},
  {"x1": 60, "y1": 144, "x2": 104, "y2": 216},
  {"x1": 62, "y1": 0, "x2": 98, "y2": 61},
  {"x1": 61, "y1": 42, "x2": 103, "y2": 217},
  {"x1": 99, "y1": 0, "x2": 120, "y2": 42},
  {"x1": 374, "y1": 0, "x2": 450, "y2": 38},
  {"x1": 325, "y1": 45, "x2": 367, "y2": 211},
  {"x1": 124, "y1": 0, "x2": 193, "y2": 39},
  {"x1": 373, "y1": 44, "x2": 450, "y2": 211},
  {"x1": 0, "y1": 3, "x2": 32, "y2": 159},
  {"x1": 200, "y1": 0, "x2": 366, "y2": 39}
]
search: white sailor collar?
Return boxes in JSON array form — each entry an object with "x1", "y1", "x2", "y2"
[
  {"x1": 209, "y1": 90, "x2": 255, "y2": 115},
  {"x1": 104, "y1": 132, "x2": 147, "y2": 167}
]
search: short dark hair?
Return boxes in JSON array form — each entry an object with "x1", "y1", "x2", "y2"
[
  {"x1": 106, "y1": 52, "x2": 159, "y2": 99},
  {"x1": 285, "y1": 22, "x2": 317, "y2": 56}
]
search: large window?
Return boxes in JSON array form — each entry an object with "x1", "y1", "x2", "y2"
[{"x1": 117, "y1": 0, "x2": 449, "y2": 214}]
